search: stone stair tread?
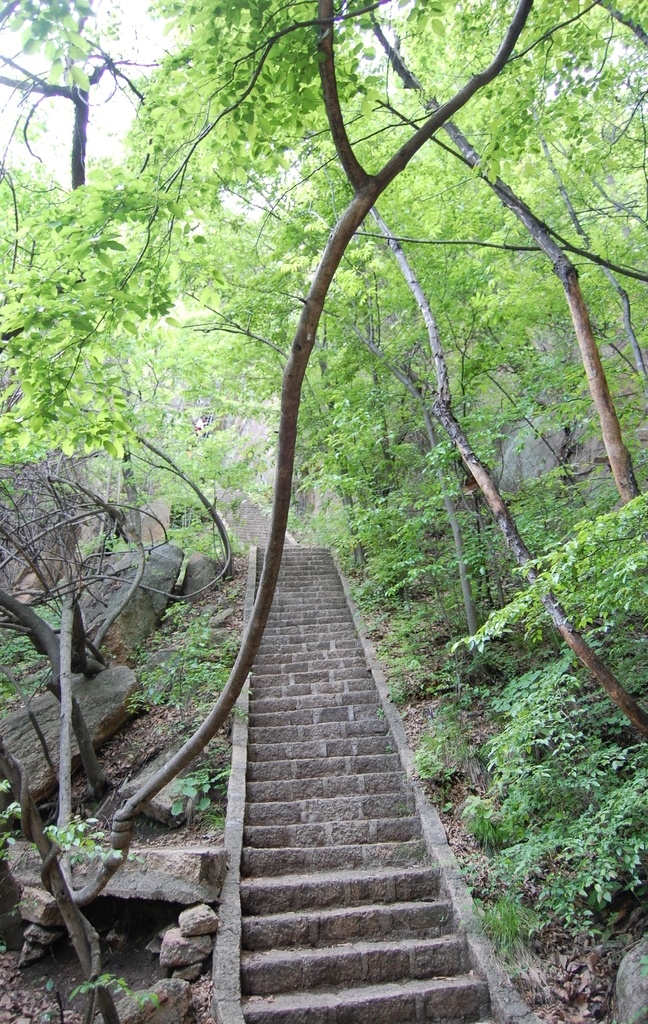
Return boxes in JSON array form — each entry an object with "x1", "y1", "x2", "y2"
[
  {"x1": 241, "y1": 865, "x2": 440, "y2": 906},
  {"x1": 248, "y1": 735, "x2": 391, "y2": 762},
  {"x1": 241, "y1": 935, "x2": 468, "y2": 995},
  {"x1": 244, "y1": 815, "x2": 422, "y2": 849},
  {"x1": 248, "y1": 706, "x2": 382, "y2": 727},
  {"x1": 246, "y1": 771, "x2": 406, "y2": 803},
  {"x1": 241, "y1": 975, "x2": 490, "y2": 1024},
  {"x1": 241, "y1": 839, "x2": 429, "y2": 875},
  {"x1": 245, "y1": 792, "x2": 413, "y2": 825},
  {"x1": 248, "y1": 719, "x2": 387, "y2": 743},
  {"x1": 242, "y1": 899, "x2": 454, "y2": 949},
  {"x1": 246, "y1": 753, "x2": 402, "y2": 781}
]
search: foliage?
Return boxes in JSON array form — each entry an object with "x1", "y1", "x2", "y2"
[
  {"x1": 414, "y1": 708, "x2": 477, "y2": 790},
  {"x1": 132, "y1": 603, "x2": 240, "y2": 714},
  {"x1": 170, "y1": 762, "x2": 230, "y2": 818},
  {"x1": 0, "y1": 778, "x2": 21, "y2": 857},
  {"x1": 70, "y1": 974, "x2": 159, "y2": 1009},
  {"x1": 471, "y1": 654, "x2": 648, "y2": 930},
  {"x1": 44, "y1": 816, "x2": 107, "y2": 864}
]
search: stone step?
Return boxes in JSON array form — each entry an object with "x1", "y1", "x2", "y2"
[
  {"x1": 246, "y1": 771, "x2": 406, "y2": 804},
  {"x1": 248, "y1": 705, "x2": 381, "y2": 729},
  {"x1": 252, "y1": 661, "x2": 370, "y2": 680},
  {"x1": 241, "y1": 935, "x2": 467, "y2": 996},
  {"x1": 253, "y1": 655, "x2": 367, "y2": 673},
  {"x1": 259, "y1": 624, "x2": 357, "y2": 638},
  {"x1": 249, "y1": 691, "x2": 377, "y2": 715},
  {"x1": 248, "y1": 735, "x2": 391, "y2": 764},
  {"x1": 251, "y1": 673, "x2": 373, "y2": 692},
  {"x1": 248, "y1": 719, "x2": 387, "y2": 745},
  {"x1": 245, "y1": 792, "x2": 415, "y2": 826},
  {"x1": 244, "y1": 816, "x2": 422, "y2": 851},
  {"x1": 240, "y1": 866, "x2": 442, "y2": 916},
  {"x1": 253, "y1": 640, "x2": 360, "y2": 659},
  {"x1": 249, "y1": 682, "x2": 375, "y2": 705},
  {"x1": 241, "y1": 839, "x2": 428, "y2": 876},
  {"x1": 242, "y1": 899, "x2": 454, "y2": 950},
  {"x1": 241, "y1": 975, "x2": 490, "y2": 1024},
  {"x1": 246, "y1": 753, "x2": 401, "y2": 783}
]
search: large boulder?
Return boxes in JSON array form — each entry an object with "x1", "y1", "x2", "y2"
[
  {"x1": 102, "y1": 544, "x2": 184, "y2": 658},
  {"x1": 9, "y1": 843, "x2": 227, "y2": 904},
  {"x1": 616, "y1": 939, "x2": 648, "y2": 1024},
  {"x1": 141, "y1": 501, "x2": 171, "y2": 546},
  {"x1": 0, "y1": 666, "x2": 138, "y2": 801},
  {"x1": 181, "y1": 552, "x2": 219, "y2": 602}
]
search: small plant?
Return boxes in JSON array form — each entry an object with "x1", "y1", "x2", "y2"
[
  {"x1": 462, "y1": 796, "x2": 511, "y2": 852},
  {"x1": 480, "y1": 895, "x2": 538, "y2": 959},
  {"x1": 170, "y1": 763, "x2": 230, "y2": 817},
  {"x1": 414, "y1": 708, "x2": 477, "y2": 788},
  {"x1": 44, "y1": 816, "x2": 106, "y2": 864},
  {"x1": 0, "y1": 779, "x2": 20, "y2": 858},
  {"x1": 70, "y1": 974, "x2": 159, "y2": 1010}
]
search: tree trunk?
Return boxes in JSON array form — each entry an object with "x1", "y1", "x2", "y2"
[
  {"x1": 373, "y1": 210, "x2": 648, "y2": 738},
  {"x1": 440, "y1": 119, "x2": 640, "y2": 505}
]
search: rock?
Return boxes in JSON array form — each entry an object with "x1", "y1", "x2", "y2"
[
  {"x1": 101, "y1": 544, "x2": 185, "y2": 659},
  {"x1": 9, "y1": 843, "x2": 227, "y2": 904},
  {"x1": 141, "y1": 501, "x2": 171, "y2": 547},
  {"x1": 178, "y1": 904, "x2": 218, "y2": 937},
  {"x1": 0, "y1": 858, "x2": 23, "y2": 950},
  {"x1": 0, "y1": 667, "x2": 139, "y2": 802},
  {"x1": 118, "y1": 741, "x2": 195, "y2": 826},
  {"x1": 172, "y1": 963, "x2": 202, "y2": 981},
  {"x1": 18, "y1": 940, "x2": 46, "y2": 966},
  {"x1": 23, "y1": 923, "x2": 64, "y2": 946},
  {"x1": 182, "y1": 552, "x2": 219, "y2": 601},
  {"x1": 159, "y1": 927, "x2": 212, "y2": 968},
  {"x1": 209, "y1": 605, "x2": 235, "y2": 628},
  {"x1": 113, "y1": 978, "x2": 191, "y2": 1024},
  {"x1": 19, "y1": 886, "x2": 63, "y2": 927},
  {"x1": 616, "y1": 938, "x2": 648, "y2": 1024}
]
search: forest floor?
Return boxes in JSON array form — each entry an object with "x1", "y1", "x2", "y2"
[{"x1": 0, "y1": 558, "x2": 247, "y2": 1024}]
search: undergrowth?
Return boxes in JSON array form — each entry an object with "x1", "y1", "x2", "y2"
[{"x1": 352, "y1": 579, "x2": 648, "y2": 940}]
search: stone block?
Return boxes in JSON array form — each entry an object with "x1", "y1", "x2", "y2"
[
  {"x1": 19, "y1": 886, "x2": 63, "y2": 927},
  {"x1": 159, "y1": 927, "x2": 212, "y2": 968},
  {"x1": 178, "y1": 903, "x2": 218, "y2": 937},
  {"x1": 9, "y1": 844, "x2": 227, "y2": 905}
]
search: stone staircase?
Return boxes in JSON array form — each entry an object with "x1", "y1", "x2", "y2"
[{"x1": 218, "y1": 545, "x2": 495, "y2": 1024}]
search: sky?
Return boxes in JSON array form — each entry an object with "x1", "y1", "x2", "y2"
[{"x1": 0, "y1": 1, "x2": 169, "y2": 181}]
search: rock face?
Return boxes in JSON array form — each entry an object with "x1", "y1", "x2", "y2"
[
  {"x1": 118, "y1": 741, "x2": 196, "y2": 826},
  {"x1": 182, "y1": 552, "x2": 219, "y2": 601},
  {"x1": 0, "y1": 666, "x2": 138, "y2": 801},
  {"x1": 102, "y1": 544, "x2": 184, "y2": 659},
  {"x1": 616, "y1": 939, "x2": 648, "y2": 1024},
  {"x1": 9, "y1": 844, "x2": 228, "y2": 904},
  {"x1": 18, "y1": 886, "x2": 63, "y2": 927}
]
